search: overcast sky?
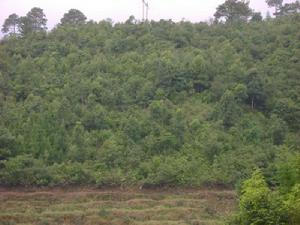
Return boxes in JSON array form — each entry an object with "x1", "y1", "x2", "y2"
[{"x1": 0, "y1": 0, "x2": 295, "y2": 33}]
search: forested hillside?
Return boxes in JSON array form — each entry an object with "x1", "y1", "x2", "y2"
[{"x1": 0, "y1": 13, "x2": 299, "y2": 188}]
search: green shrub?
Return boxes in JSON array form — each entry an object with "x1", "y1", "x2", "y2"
[
  {"x1": 49, "y1": 162, "x2": 95, "y2": 185},
  {"x1": 0, "y1": 154, "x2": 52, "y2": 186},
  {"x1": 285, "y1": 184, "x2": 300, "y2": 225},
  {"x1": 239, "y1": 169, "x2": 284, "y2": 225}
]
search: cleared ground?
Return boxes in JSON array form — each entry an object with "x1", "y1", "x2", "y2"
[{"x1": 0, "y1": 187, "x2": 236, "y2": 225}]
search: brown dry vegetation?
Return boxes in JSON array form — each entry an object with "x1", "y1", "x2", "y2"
[{"x1": 0, "y1": 187, "x2": 236, "y2": 225}]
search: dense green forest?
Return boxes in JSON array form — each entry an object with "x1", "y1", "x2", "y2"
[{"x1": 0, "y1": 0, "x2": 300, "y2": 224}]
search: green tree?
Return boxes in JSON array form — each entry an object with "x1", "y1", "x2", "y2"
[
  {"x1": 285, "y1": 184, "x2": 300, "y2": 225},
  {"x1": 244, "y1": 68, "x2": 266, "y2": 109},
  {"x1": 149, "y1": 100, "x2": 173, "y2": 125},
  {"x1": 60, "y1": 9, "x2": 87, "y2": 25},
  {"x1": 17, "y1": 16, "x2": 32, "y2": 36},
  {"x1": 26, "y1": 7, "x2": 47, "y2": 31},
  {"x1": 1, "y1": 13, "x2": 19, "y2": 34},
  {"x1": 269, "y1": 114, "x2": 288, "y2": 145},
  {"x1": 239, "y1": 170, "x2": 281, "y2": 225},
  {"x1": 276, "y1": 152, "x2": 300, "y2": 192},
  {"x1": 251, "y1": 12, "x2": 263, "y2": 22},
  {"x1": 273, "y1": 98, "x2": 300, "y2": 131},
  {"x1": 217, "y1": 84, "x2": 247, "y2": 128},
  {"x1": 67, "y1": 122, "x2": 87, "y2": 162},
  {"x1": 214, "y1": 0, "x2": 252, "y2": 23},
  {"x1": 0, "y1": 127, "x2": 17, "y2": 160},
  {"x1": 18, "y1": 8, "x2": 47, "y2": 36}
]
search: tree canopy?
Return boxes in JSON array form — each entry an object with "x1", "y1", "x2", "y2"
[
  {"x1": 60, "y1": 9, "x2": 87, "y2": 25},
  {"x1": 214, "y1": 0, "x2": 252, "y2": 23},
  {"x1": 1, "y1": 13, "x2": 19, "y2": 34}
]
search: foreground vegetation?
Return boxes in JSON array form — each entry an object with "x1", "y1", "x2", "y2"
[
  {"x1": 0, "y1": 0, "x2": 300, "y2": 224},
  {"x1": 0, "y1": 188, "x2": 236, "y2": 225}
]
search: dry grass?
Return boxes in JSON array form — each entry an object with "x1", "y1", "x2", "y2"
[{"x1": 0, "y1": 187, "x2": 236, "y2": 225}]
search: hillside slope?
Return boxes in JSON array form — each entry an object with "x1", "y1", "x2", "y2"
[{"x1": 0, "y1": 15, "x2": 299, "y2": 187}]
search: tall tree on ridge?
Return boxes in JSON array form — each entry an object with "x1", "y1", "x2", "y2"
[
  {"x1": 26, "y1": 7, "x2": 47, "y2": 31},
  {"x1": 1, "y1": 13, "x2": 19, "y2": 35},
  {"x1": 60, "y1": 9, "x2": 87, "y2": 25},
  {"x1": 214, "y1": 0, "x2": 252, "y2": 23},
  {"x1": 18, "y1": 7, "x2": 47, "y2": 36}
]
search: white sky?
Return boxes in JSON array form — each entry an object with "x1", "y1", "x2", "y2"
[{"x1": 0, "y1": 0, "x2": 295, "y2": 33}]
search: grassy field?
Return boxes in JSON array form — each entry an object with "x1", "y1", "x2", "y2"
[{"x1": 0, "y1": 187, "x2": 236, "y2": 225}]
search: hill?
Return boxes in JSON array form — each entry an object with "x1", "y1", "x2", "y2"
[{"x1": 0, "y1": 15, "x2": 299, "y2": 189}]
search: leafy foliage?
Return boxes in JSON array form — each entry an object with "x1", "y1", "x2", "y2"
[
  {"x1": 60, "y1": 9, "x2": 87, "y2": 26},
  {"x1": 239, "y1": 170, "x2": 282, "y2": 225},
  {"x1": 1, "y1": 13, "x2": 19, "y2": 34},
  {"x1": 231, "y1": 153, "x2": 300, "y2": 225},
  {"x1": 214, "y1": 0, "x2": 252, "y2": 23}
]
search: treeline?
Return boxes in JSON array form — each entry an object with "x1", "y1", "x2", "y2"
[
  {"x1": 1, "y1": 8, "x2": 88, "y2": 36},
  {"x1": 0, "y1": 1, "x2": 299, "y2": 223},
  {"x1": 2, "y1": 0, "x2": 300, "y2": 37}
]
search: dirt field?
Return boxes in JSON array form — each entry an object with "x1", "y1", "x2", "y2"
[{"x1": 0, "y1": 187, "x2": 237, "y2": 225}]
